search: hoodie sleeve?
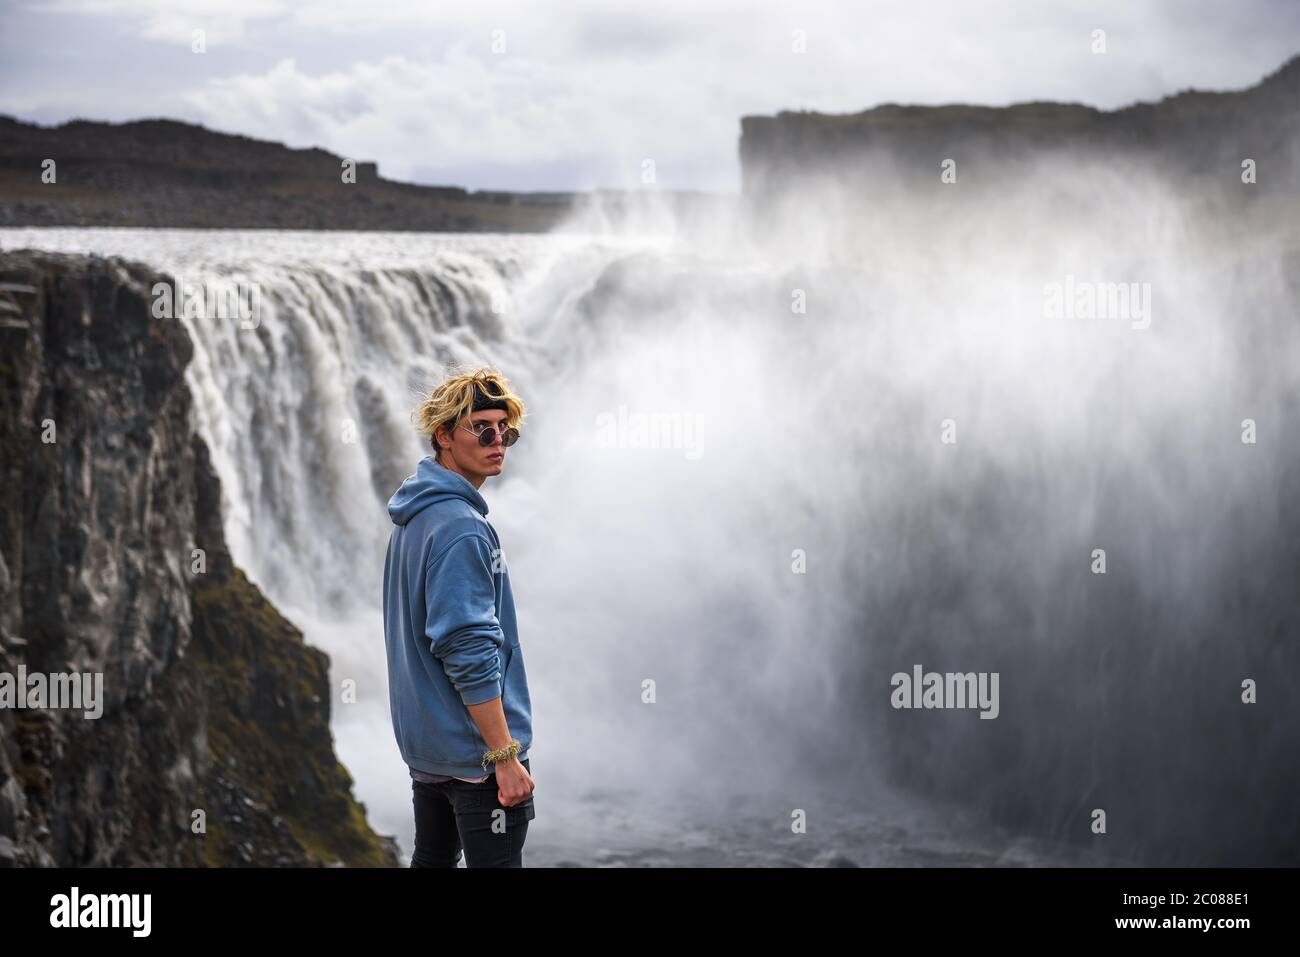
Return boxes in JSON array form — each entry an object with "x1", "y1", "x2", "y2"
[{"x1": 424, "y1": 533, "x2": 505, "y2": 706}]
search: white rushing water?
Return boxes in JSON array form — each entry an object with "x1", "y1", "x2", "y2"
[{"x1": 4, "y1": 180, "x2": 1296, "y2": 866}]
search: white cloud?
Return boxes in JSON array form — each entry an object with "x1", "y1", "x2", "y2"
[
  {"x1": 33, "y1": 0, "x2": 292, "y2": 45},
  {"x1": 14, "y1": 0, "x2": 1300, "y2": 190},
  {"x1": 180, "y1": 43, "x2": 742, "y2": 187}
]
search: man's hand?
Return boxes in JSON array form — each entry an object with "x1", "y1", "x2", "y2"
[
  {"x1": 493, "y1": 755, "x2": 535, "y2": 807},
  {"x1": 463, "y1": 696, "x2": 533, "y2": 805}
]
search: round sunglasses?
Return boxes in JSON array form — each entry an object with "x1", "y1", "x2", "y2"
[{"x1": 460, "y1": 421, "x2": 520, "y2": 447}]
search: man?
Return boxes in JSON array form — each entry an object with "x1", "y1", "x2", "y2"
[{"x1": 382, "y1": 365, "x2": 535, "y2": 868}]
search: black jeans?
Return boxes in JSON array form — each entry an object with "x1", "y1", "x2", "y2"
[{"x1": 410, "y1": 757, "x2": 535, "y2": 868}]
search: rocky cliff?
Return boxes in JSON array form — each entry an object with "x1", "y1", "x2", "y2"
[
  {"x1": 0, "y1": 115, "x2": 578, "y2": 231},
  {"x1": 0, "y1": 114, "x2": 729, "y2": 232},
  {"x1": 740, "y1": 54, "x2": 1300, "y2": 207},
  {"x1": 0, "y1": 250, "x2": 399, "y2": 866}
]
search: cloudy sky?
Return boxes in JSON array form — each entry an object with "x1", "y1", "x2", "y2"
[{"x1": 2, "y1": 0, "x2": 1297, "y2": 192}]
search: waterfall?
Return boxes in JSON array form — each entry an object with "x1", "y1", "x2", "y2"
[{"x1": 4, "y1": 187, "x2": 1297, "y2": 866}]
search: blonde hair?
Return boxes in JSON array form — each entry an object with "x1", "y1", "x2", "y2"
[{"x1": 412, "y1": 363, "x2": 527, "y2": 459}]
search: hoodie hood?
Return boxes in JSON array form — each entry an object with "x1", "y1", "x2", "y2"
[{"x1": 387, "y1": 455, "x2": 489, "y2": 525}]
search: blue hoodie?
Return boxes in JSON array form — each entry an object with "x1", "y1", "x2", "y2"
[{"x1": 382, "y1": 455, "x2": 532, "y2": 778}]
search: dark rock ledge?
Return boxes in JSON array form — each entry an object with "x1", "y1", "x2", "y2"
[{"x1": 0, "y1": 250, "x2": 398, "y2": 866}]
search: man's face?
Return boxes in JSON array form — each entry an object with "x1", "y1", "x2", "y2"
[{"x1": 439, "y1": 409, "x2": 509, "y2": 485}]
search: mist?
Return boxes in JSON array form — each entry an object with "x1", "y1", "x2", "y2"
[
  {"x1": 4, "y1": 125, "x2": 1296, "y2": 865},
  {"x1": 546, "y1": 146, "x2": 1300, "y2": 864}
]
